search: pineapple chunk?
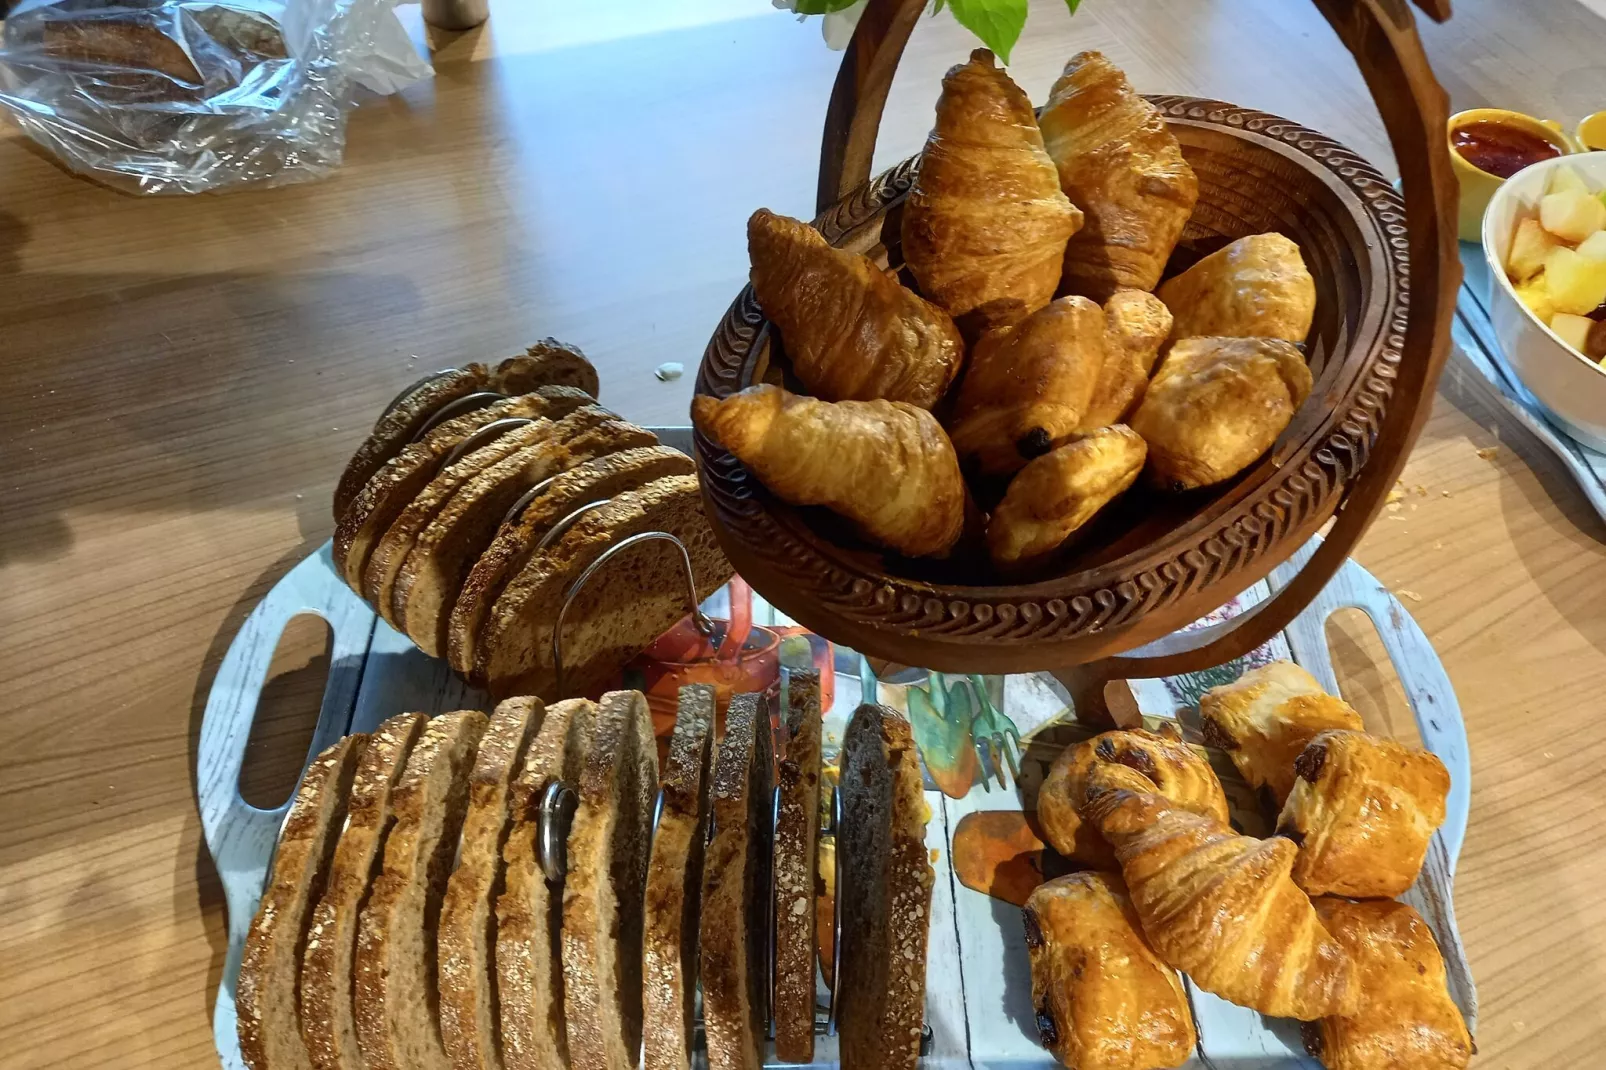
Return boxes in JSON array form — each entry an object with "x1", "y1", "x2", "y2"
[
  {"x1": 1509, "y1": 218, "x2": 1561, "y2": 281},
  {"x1": 1516, "y1": 276, "x2": 1556, "y2": 324},
  {"x1": 1545, "y1": 246, "x2": 1606, "y2": 315},
  {"x1": 1552, "y1": 313, "x2": 1595, "y2": 353},
  {"x1": 1540, "y1": 190, "x2": 1606, "y2": 243},
  {"x1": 1577, "y1": 230, "x2": 1606, "y2": 261},
  {"x1": 1549, "y1": 165, "x2": 1590, "y2": 197}
]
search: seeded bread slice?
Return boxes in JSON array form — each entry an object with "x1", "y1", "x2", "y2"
[
  {"x1": 446, "y1": 446, "x2": 695, "y2": 677},
  {"x1": 773, "y1": 672, "x2": 823, "y2": 1063},
  {"x1": 355, "y1": 710, "x2": 490, "y2": 1070},
  {"x1": 837, "y1": 704, "x2": 934, "y2": 1070},
  {"x1": 562, "y1": 691, "x2": 660, "y2": 1070},
  {"x1": 396, "y1": 419, "x2": 660, "y2": 659},
  {"x1": 301, "y1": 714, "x2": 428, "y2": 1070},
  {"x1": 496, "y1": 340, "x2": 601, "y2": 399},
  {"x1": 496, "y1": 699, "x2": 597, "y2": 1070},
  {"x1": 238, "y1": 734, "x2": 369, "y2": 1070},
  {"x1": 701, "y1": 692, "x2": 776, "y2": 1070},
  {"x1": 642, "y1": 685, "x2": 716, "y2": 1070}
]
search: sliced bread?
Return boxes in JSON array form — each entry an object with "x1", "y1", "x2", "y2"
[
  {"x1": 773, "y1": 671, "x2": 823, "y2": 1063},
  {"x1": 496, "y1": 699, "x2": 597, "y2": 1070},
  {"x1": 446, "y1": 446, "x2": 694, "y2": 678},
  {"x1": 238, "y1": 734, "x2": 369, "y2": 1070},
  {"x1": 438, "y1": 698, "x2": 546, "y2": 1070},
  {"x1": 301, "y1": 714, "x2": 428, "y2": 1070},
  {"x1": 837, "y1": 704, "x2": 933, "y2": 1070},
  {"x1": 562, "y1": 691, "x2": 660, "y2": 1070},
  {"x1": 495, "y1": 340, "x2": 601, "y2": 399},
  {"x1": 355, "y1": 710, "x2": 490, "y2": 1070},
  {"x1": 700, "y1": 692, "x2": 776, "y2": 1070},
  {"x1": 641, "y1": 685, "x2": 716, "y2": 1070}
]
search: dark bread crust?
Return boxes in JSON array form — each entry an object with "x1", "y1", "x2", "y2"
[
  {"x1": 773, "y1": 672, "x2": 823, "y2": 1062},
  {"x1": 496, "y1": 340, "x2": 601, "y2": 399}
]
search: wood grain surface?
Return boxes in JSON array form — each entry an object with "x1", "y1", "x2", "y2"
[{"x1": 2, "y1": 0, "x2": 1604, "y2": 1066}]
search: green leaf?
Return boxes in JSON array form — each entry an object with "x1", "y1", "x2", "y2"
[
  {"x1": 946, "y1": 0, "x2": 1028, "y2": 64},
  {"x1": 1063, "y1": 0, "x2": 1082, "y2": 13},
  {"x1": 791, "y1": 0, "x2": 862, "y2": 13},
  {"x1": 932, "y1": 0, "x2": 947, "y2": 12}
]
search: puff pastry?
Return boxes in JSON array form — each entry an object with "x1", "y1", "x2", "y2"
[
  {"x1": 986, "y1": 426, "x2": 1146, "y2": 570},
  {"x1": 902, "y1": 49, "x2": 1084, "y2": 337},
  {"x1": 748, "y1": 208, "x2": 964, "y2": 409},
  {"x1": 1199, "y1": 661, "x2": 1365, "y2": 804},
  {"x1": 1277, "y1": 730, "x2": 1451, "y2": 898},
  {"x1": 1023, "y1": 872, "x2": 1196, "y2": 1070},
  {"x1": 1039, "y1": 51, "x2": 1200, "y2": 301},
  {"x1": 1077, "y1": 289, "x2": 1172, "y2": 432},
  {"x1": 1129, "y1": 336, "x2": 1313, "y2": 491},
  {"x1": 691, "y1": 384, "x2": 965, "y2": 558},
  {"x1": 1306, "y1": 898, "x2": 1472, "y2": 1070},
  {"x1": 1035, "y1": 723, "x2": 1228, "y2": 870},
  {"x1": 1157, "y1": 233, "x2": 1316, "y2": 343},
  {"x1": 1084, "y1": 778, "x2": 1358, "y2": 1020}
]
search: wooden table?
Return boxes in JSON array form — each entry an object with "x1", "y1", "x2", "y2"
[{"x1": 3, "y1": 0, "x2": 1604, "y2": 1065}]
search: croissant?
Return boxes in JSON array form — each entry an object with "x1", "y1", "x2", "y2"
[
  {"x1": 987, "y1": 426, "x2": 1146, "y2": 570},
  {"x1": 1157, "y1": 233, "x2": 1317, "y2": 343},
  {"x1": 691, "y1": 384, "x2": 964, "y2": 558},
  {"x1": 1039, "y1": 51, "x2": 1200, "y2": 301},
  {"x1": 902, "y1": 49, "x2": 1084, "y2": 337},
  {"x1": 1198, "y1": 661, "x2": 1365, "y2": 804},
  {"x1": 1078, "y1": 290, "x2": 1172, "y2": 432},
  {"x1": 1035, "y1": 723, "x2": 1228, "y2": 870},
  {"x1": 748, "y1": 209, "x2": 964, "y2": 409},
  {"x1": 1276, "y1": 730, "x2": 1450, "y2": 898},
  {"x1": 1129, "y1": 336, "x2": 1313, "y2": 491},
  {"x1": 1084, "y1": 778, "x2": 1358, "y2": 1020},
  {"x1": 1306, "y1": 898, "x2": 1472, "y2": 1070},
  {"x1": 1023, "y1": 873, "x2": 1196, "y2": 1070},
  {"x1": 947, "y1": 295, "x2": 1106, "y2": 477}
]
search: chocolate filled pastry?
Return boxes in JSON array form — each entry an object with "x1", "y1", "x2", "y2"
[
  {"x1": 986, "y1": 426, "x2": 1147, "y2": 570},
  {"x1": 1078, "y1": 289, "x2": 1173, "y2": 432},
  {"x1": 1157, "y1": 232, "x2": 1317, "y2": 343}
]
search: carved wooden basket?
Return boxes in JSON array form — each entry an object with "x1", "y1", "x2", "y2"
[{"x1": 694, "y1": 0, "x2": 1460, "y2": 688}]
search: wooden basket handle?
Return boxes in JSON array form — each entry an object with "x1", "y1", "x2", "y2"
[{"x1": 818, "y1": 0, "x2": 1461, "y2": 718}]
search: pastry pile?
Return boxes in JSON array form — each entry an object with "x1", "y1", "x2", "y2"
[
  {"x1": 694, "y1": 50, "x2": 1318, "y2": 575},
  {"x1": 1029, "y1": 661, "x2": 1471, "y2": 1070},
  {"x1": 330, "y1": 340, "x2": 732, "y2": 698}
]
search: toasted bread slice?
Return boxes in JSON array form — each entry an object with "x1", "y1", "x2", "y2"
[
  {"x1": 496, "y1": 340, "x2": 601, "y2": 399},
  {"x1": 355, "y1": 710, "x2": 490, "y2": 1070},
  {"x1": 701, "y1": 693, "x2": 776, "y2": 1070},
  {"x1": 773, "y1": 671, "x2": 823, "y2": 1062},
  {"x1": 642, "y1": 685, "x2": 716, "y2": 1070},
  {"x1": 562, "y1": 691, "x2": 659, "y2": 1070},
  {"x1": 496, "y1": 699, "x2": 597, "y2": 1070},
  {"x1": 396, "y1": 419, "x2": 660, "y2": 659},
  {"x1": 238, "y1": 734, "x2": 369, "y2": 1070},
  {"x1": 446, "y1": 446, "x2": 695, "y2": 677},
  {"x1": 301, "y1": 714, "x2": 428, "y2": 1070},
  {"x1": 837, "y1": 704, "x2": 933, "y2": 1070},
  {"x1": 477, "y1": 475, "x2": 733, "y2": 698}
]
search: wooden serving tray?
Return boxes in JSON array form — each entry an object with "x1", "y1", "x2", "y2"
[{"x1": 200, "y1": 431, "x2": 1476, "y2": 1070}]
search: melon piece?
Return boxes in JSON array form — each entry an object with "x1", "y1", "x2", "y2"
[
  {"x1": 1540, "y1": 190, "x2": 1606, "y2": 243},
  {"x1": 1515, "y1": 277, "x2": 1556, "y2": 324},
  {"x1": 1577, "y1": 230, "x2": 1606, "y2": 262},
  {"x1": 1549, "y1": 165, "x2": 1590, "y2": 197},
  {"x1": 1551, "y1": 313, "x2": 1595, "y2": 354},
  {"x1": 1509, "y1": 218, "x2": 1560, "y2": 282},
  {"x1": 1545, "y1": 247, "x2": 1606, "y2": 316}
]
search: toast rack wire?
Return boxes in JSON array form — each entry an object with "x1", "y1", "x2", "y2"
[{"x1": 440, "y1": 417, "x2": 535, "y2": 467}]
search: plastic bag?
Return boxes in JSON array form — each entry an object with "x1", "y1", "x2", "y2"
[{"x1": 0, "y1": 0, "x2": 432, "y2": 193}]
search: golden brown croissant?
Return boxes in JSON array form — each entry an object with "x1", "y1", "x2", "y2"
[
  {"x1": 1039, "y1": 51, "x2": 1199, "y2": 301},
  {"x1": 1199, "y1": 661, "x2": 1365, "y2": 805},
  {"x1": 902, "y1": 49, "x2": 1084, "y2": 337},
  {"x1": 1079, "y1": 290, "x2": 1173, "y2": 432},
  {"x1": 1023, "y1": 872, "x2": 1196, "y2": 1070},
  {"x1": 1157, "y1": 233, "x2": 1317, "y2": 343},
  {"x1": 1084, "y1": 778, "x2": 1358, "y2": 1020},
  {"x1": 748, "y1": 209, "x2": 964, "y2": 409},
  {"x1": 1276, "y1": 730, "x2": 1450, "y2": 898},
  {"x1": 1306, "y1": 898, "x2": 1472, "y2": 1070},
  {"x1": 987, "y1": 426, "x2": 1146, "y2": 570},
  {"x1": 691, "y1": 384, "x2": 964, "y2": 558},
  {"x1": 1129, "y1": 336, "x2": 1312, "y2": 491},
  {"x1": 947, "y1": 295, "x2": 1106, "y2": 477},
  {"x1": 1035, "y1": 723, "x2": 1228, "y2": 870}
]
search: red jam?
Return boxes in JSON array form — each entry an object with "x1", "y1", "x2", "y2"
[{"x1": 1451, "y1": 120, "x2": 1562, "y2": 179}]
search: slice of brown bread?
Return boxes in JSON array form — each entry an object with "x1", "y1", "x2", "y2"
[
  {"x1": 642, "y1": 685, "x2": 716, "y2": 1070},
  {"x1": 238, "y1": 734, "x2": 369, "y2": 1070},
  {"x1": 562, "y1": 691, "x2": 660, "y2": 1070},
  {"x1": 496, "y1": 699, "x2": 597, "y2": 1070},
  {"x1": 773, "y1": 671, "x2": 823, "y2": 1063},
  {"x1": 495, "y1": 340, "x2": 601, "y2": 399},
  {"x1": 837, "y1": 704, "x2": 934, "y2": 1070},
  {"x1": 355, "y1": 710, "x2": 490, "y2": 1070},
  {"x1": 700, "y1": 692, "x2": 776, "y2": 1070},
  {"x1": 476, "y1": 475, "x2": 733, "y2": 699},
  {"x1": 438, "y1": 698, "x2": 546, "y2": 1070},
  {"x1": 301, "y1": 714, "x2": 428, "y2": 1070},
  {"x1": 396, "y1": 419, "x2": 660, "y2": 659}
]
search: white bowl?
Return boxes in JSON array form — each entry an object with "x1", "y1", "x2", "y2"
[{"x1": 1482, "y1": 150, "x2": 1606, "y2": 451}]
